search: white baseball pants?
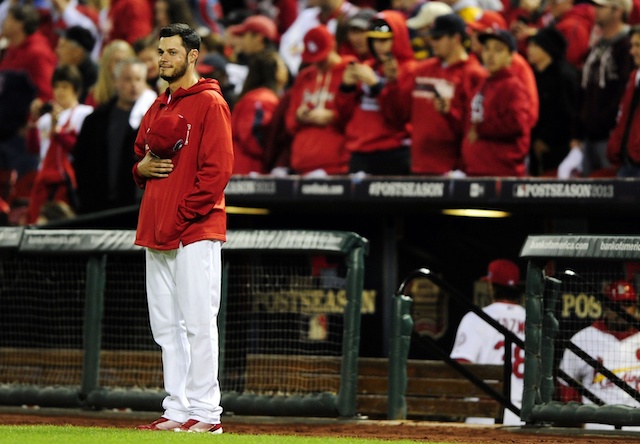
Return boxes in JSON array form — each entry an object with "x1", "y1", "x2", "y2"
[{"x1": 145, "y1": 240, "x2": 223, "y2": 424}]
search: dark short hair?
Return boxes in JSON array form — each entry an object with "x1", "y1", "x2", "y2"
[
  {"x1": 630, "y1": 25, "x2": 640, "y2": 38},
  {"x1": 9, "y1": 4, "x2": 40, "y2": 35},
  {"x1": 51, "y1": 64, "x2": 83, "y2": 93},
  {"x1": 159, "y1": 23, "x2": 201, "y2": 52}
]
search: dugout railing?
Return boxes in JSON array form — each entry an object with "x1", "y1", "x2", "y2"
[
  {"x1": 387, "y1": 267, "x2": 521, "y2": 422},
  {"x1": 0, "y1": 228, "x2": 368, "y2": 418},
  {"x1": 520, "y1": 235, "x2": 640, "y2": 428}
]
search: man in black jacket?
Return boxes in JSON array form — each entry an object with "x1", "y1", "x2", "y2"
[{"x1": 73, "y1": 58, "x2": 156, "y2": 214}]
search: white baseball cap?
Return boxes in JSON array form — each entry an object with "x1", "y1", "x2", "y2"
[{"x1": 406, "y1": 2, "x2": 454, "y2": 30}]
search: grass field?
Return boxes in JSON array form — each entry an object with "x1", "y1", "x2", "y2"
[{"x1": 0, "y1": 425, "x2": 434, "y2": 444}]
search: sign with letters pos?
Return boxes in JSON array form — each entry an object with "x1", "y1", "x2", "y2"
[{"x1": 407, "y1": 277, "x2": 449, "y2": 340}]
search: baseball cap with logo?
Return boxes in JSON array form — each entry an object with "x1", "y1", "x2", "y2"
[
  {"x1": 302, "y1": 26, "x2": 334, "y2": 63},
  {"x1": 483, "y1": 259, "x2": 520, "y2": 287},
  {"x1": 367, "y1": 18, "x2": 394, "y2": 38},
  {"x1": 231, "y1": 15, "x2": 279, "y2": 42},
  {"x1": 146, "y1": 114, "x2": 191, "y2": 159},
  {"x1": 605, "y1": 280, "x2": 638, "y2": 303},
  {"x1": 406, "y1": 1, "x2": 453, "y2": 30}
]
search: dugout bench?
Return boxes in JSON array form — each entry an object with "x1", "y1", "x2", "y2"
[{"x1": 242, "y1": 354, "x2": 504, "y2": 421}]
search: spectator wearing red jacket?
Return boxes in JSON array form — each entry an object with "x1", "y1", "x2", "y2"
[
  {"x1": 547, "y1": 0, "x2": 595, "y2": 70},
  {"x1": 104, "y1": 0, "x2": 153, "y2": 46},
  {"x1": 336, "y1": 10, "x2": 416, "y2": 175},
  {"x1": 285, "y1": 25, "x2": 355, "y2": 175},
  {"x1": 232, "y1": 51, "x2": 289, "y2": 175},
  {"x1": 0, "y1": 4, "x2": 57, "y2": 102},
  {"x1": 467, "y1": 11, "x2": 539, "y2": 131},
  {"x1": 607, "y1": 25, "x2": 640, "y2": 177},
  {"x1": 462, "y1": 30, "x2": 532, "y2": 177},
  {"x1": 378, "y1": 14, "x2": 487, "y2": 175}
]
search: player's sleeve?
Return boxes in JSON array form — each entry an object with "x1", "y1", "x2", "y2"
[{"x1": 450, "y1": 312, "x2": 482, "y2": 363}]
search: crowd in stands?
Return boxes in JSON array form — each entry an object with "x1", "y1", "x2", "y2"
[{"x1": 0, "y1": 0, "x2": 640, "y2": 225}]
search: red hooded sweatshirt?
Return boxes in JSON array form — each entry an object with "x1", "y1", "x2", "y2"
[
  {"x1": 285, "y1": 55, "x2": 355, "y2": 174},
  {"x1": 336, "y1": 10, "x2": 416, "y2": 155},
  {"x1": 555, "y1": 4, "x2": 595, "y2": 70},
  {"x1": 461, "y1": 67, "x2": 532, "y2": 177},
  {"x1": 133, "y1": 78, "x2": 234, "y2": 250},
  {"x1": 232, "y1": 87, "x2": 280, "y2": 175},
  {"x1": 379, "y1": 47, "x2": 487, "y2": 174}
]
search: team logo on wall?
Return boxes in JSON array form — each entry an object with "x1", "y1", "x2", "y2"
[{"x1": 407, "y1": 277, "x2": 449, "y2": 340}]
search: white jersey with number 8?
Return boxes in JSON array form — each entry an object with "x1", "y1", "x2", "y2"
[{"x1": 450, "y1": 301, "x2": 526, "y2": 425}]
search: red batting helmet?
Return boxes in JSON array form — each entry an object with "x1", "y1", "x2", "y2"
[
  {"x1": 146, "y1": 114, "x2": 191, "y2": 159},
  {"x1": 605, "y1": 280, "x2": 637, "y2": 303}
]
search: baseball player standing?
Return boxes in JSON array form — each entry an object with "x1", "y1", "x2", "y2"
[
  {"x1": 559, "y1": 280, "x2": 640, "y2": 430},
  {"x1": 133, "y1": 23, "x2": 233, "y2": 433},
  {"x1": 450, "y1": 259, "x2": 526, "y2": 425}
]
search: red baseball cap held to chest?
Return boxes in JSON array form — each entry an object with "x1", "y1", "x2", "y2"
[{"x1": 146, "y1": 114, "x2": 191, "y2": 159}]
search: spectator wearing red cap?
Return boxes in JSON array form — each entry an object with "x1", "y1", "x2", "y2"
[
  {"x1": 450, "y1": 258, "x2": 525, "y2": 425},
  {"x1": 378, "y1": 13, "x2": 487, "y2": 175},
  {"x1": 559, "y1": 279, "x2": 640, "y2": 430},
  {"x1": 232, "y1": 14, "x2": 279, "y2": 53},
  {"x1": 285, "y1": 25, "x2": 355, "y2": 175},
  {"x1": 232, "y1": 51, "x2": 289, "y2": 175},
  {"x1": 462, "y1": 30, "x2": 532, "y2": 176},
  {"x1": 336, "y1": 10, "x2": 416, "y2": 174}
]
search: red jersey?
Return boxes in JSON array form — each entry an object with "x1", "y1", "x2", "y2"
[
  {"x1": 462, "y1": 67, "x2": 532, "y2": 177},
  {"x1": 232, "y1": 87, "x2": 280, "y2": 175},
  {"x1": 379, "y1": 55, "x2": 487, "y2": 174},
  {"x1": 133, "y1": 79, "x2": 233, "y2": 250},
  {"x1": 285, "y1": 57, "x2": 355, "y2": 174}
]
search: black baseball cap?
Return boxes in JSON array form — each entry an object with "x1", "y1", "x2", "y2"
[
  {"x1": 62, "y1": 26, "x2": 96, "y2": 53},
  {"x1": 478, "y1": 29, "x2": 517, "y2": 52},
  {"x1": 429, "y1": 13, "x2": 467, "y2": 38}
]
